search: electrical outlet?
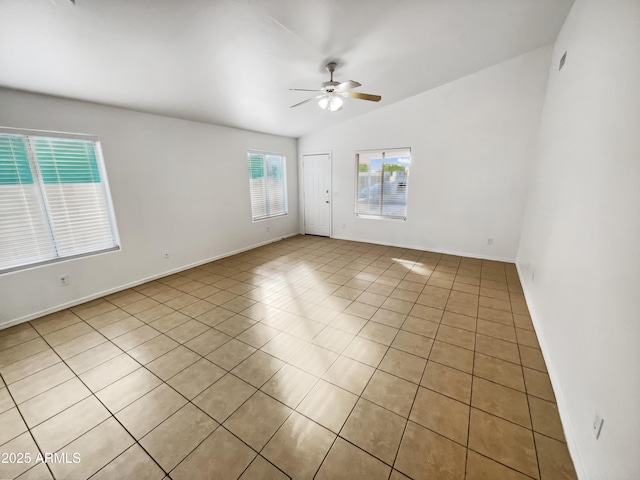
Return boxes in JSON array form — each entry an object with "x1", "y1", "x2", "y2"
[
  {"x1": 342, "y1": 223, "x2": 346, "y2": 229},
  {"x1": 164, "y1": 252, "x2": 169, "y2": 259},
  {"x1": 266, "y1": 226, "x2": 270, "y2": 233},
  {"x1": 487, "y1": 238, "x2": 494, "y2": 245},
  {"x1": 59, "y1": 274, "x2": 69, "y2": 287},
  {"x1": 593, "y1": 413, "x2": 604, "y2": 439}
]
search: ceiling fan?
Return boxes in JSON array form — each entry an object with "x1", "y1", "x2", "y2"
[{"x1": 290, "y1": 62, "x2": 382, "y2": 112}]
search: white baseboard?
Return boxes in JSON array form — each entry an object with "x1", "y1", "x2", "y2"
[
  {"x1": 329, "y1": 234, "x2": 516, "y2": 263},
  {"x1": 515, "y1": 262, "x2": 587, "y2": 480},
  {"x1": 0, "y1": 232, "x2": 301, "y2": 331}
]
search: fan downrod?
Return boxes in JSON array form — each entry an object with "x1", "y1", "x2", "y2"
[
  {"x1": 326, "y1": 62, "x2": 337, "y2": 80},
  {"x1": 323, "y1": 62, "x2": 339, "y2": 89}
]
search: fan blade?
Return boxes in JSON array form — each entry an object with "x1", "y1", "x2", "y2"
[
  {"x1": 346, "y1": 91, "x2": 381, "y2": 102},
  {"x1": 290, "y1": 95, "x2": 325, "y2": 108},
  {"x1": 335, "y1": 80, "x2": 361, "y2": 91},
  {"x1": 289, "y1": 88, "x2": 322, "y2": 92}
]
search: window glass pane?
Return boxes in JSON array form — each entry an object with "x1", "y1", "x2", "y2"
[
  {"x1": 33, "y1": 137, "x2": 101, "y2": 184},
  {"x1": 0, "y1": 181, "x2": 56, "y2": 269},
  {"x1": 0, "y1": 135, "x2": 33, "y2": 184},
  {"x1": 248, "y1": 151, "x2": 287, "y2": 221},
  {"x1": 356, "y1": 148, "x2": 410, "y2": 219},
  {"x1": 0, "y1": 130, "x2": 119, "y2": 273},
  {"x1": 248, "y1": 154, "x2": 264, "y2": 179},
  {"x1": 44, "y1": 181, "x2": 116, "y2": 256},
  {"x1": 357, "y1": 152, "x2": 384, "y2": 216},
  {"x1": 266, "y1": 155, "x2": 286, "y2": 217},
  {"x1": 0, "y1": 134, "x2": 56, "y2": 270}
]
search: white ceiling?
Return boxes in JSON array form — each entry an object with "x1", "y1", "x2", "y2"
[{"x1": 0, "y1": 0, "x2": 574, "y2": 138}]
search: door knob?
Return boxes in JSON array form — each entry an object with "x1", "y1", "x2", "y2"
[{"x1": 325, "y1": 201, "x2": 330, "y2": 204}]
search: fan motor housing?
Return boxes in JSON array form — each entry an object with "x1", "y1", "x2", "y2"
[{"x1": 321, "y1": 81, "x2": 340, "y2": 91}]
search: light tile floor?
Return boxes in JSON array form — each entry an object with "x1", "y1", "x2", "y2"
[{"x1": 0, "y1": 235, "x2": 578, "y2": 479}]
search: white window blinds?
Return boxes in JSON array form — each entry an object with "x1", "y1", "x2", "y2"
[
  {"x1": 356, "y1": 148, "x2": 411, "y2": 220},
  {"x1": 248, "y1": 151, "x2": 287, "y2": 221},
  {"x1": 0, "y1": 129, "x2": 119, "y2": 273}
]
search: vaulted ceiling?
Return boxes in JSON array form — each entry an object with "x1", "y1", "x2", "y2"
[{"x1": 0, "y1": 0, "x2": 574, "y2": 138}]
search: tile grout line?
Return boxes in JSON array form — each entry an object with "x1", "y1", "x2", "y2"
[
  {"x1": 0, "y1": 369, "x2": 57, "y2": 480},
  {"x1": 324, "y1": 256, "x2": 438, "y2": 471},
  {"x1": 2, "y1": 302, "x2": 536, "y2": 410},
  {"x1": 462, "y1": 262, "x2": 483, "y2": 480},
  {"x1": 56, "y1": 324, "x2": 287, "y2": 480},
  {"x1": 19, "y1": 321, "x2": 176, "y2": 480},
  {"x1": 309, "y1": 302, "x2": 395, "y2": 479},
  {"x1": 465, "y1": 449, "x2": 539, "y2": 480},
  {"x1": 464, "y1": 264, "x2": 543, "y2": 480},
  {"x1": 22, "y1": 305, "x2": 274, "y2": 479},
  {"x1": 2, "y1": 300, "x2": 542, "y2": 384},
  {"x1": 1, "y1": 237, "x2": 563, "y2": 480},
  {"x1": 517, "y1": 293, "x2": 544, "y2": 480},
  {"x1": 252, "y1": 254, "x2": 425, "y2": 478},
  {"x1": 10, "y1": 246, "x2": 438, "y2": 478},
  {"x1": 98, "y1": 328, "x2": 296, "y2": 479},
  {"x1": 387, "y1": 260, "x2": 453, "y2": 479}
]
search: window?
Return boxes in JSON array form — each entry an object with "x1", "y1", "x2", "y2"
[
  {"x1": 248, "y1": 151, "x2": 287, "y2": 221},
  {"x1": 0, "y1": 128, "x2": 119, "y2": 273},
  {"x1": 356, "y1": 148, "x2": 410, "y2": 219}
]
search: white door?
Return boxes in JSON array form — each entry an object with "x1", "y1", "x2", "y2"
[{"x1": 303, "y1": 153, "x2": 331, "y2": 236}]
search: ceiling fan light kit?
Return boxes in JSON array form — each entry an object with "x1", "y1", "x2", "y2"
[
  {"x1": 318, "y1": 95, "x2": 343, "y2": 112},
  {"x1": 290, "y1": 62, "x2": 381, "y2": 112}
]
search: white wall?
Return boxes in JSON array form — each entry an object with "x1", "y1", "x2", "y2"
[
  {"x1": 0, "y1": 89, "x2": 299, "y2": 327},
  {"x1": 517, "y1": 1, "x2": 640, "y2": 478},
  {"x1": 298, "y1": 46, "x2": 552, "y2": 261}
]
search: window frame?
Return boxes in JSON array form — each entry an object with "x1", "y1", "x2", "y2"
[
  {"x1": 0, "y1": 126, "x2": 120, "y2": 274},
  {"x1": 354, "y1": 147, "x2": 411, "y2": 221},
  {"x1": 247, "y1": 150, "x2": 288, "y2": 222}
]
